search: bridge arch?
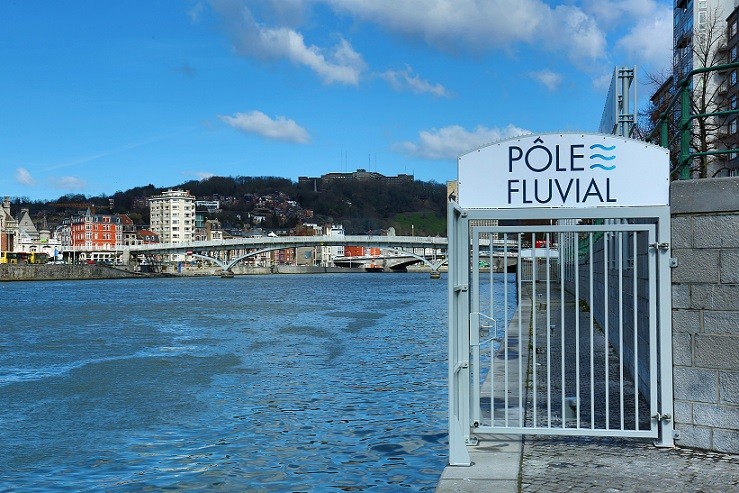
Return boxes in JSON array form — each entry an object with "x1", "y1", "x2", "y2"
[
  {"x1": 384, "y1": 247, "x2": 447, "y2": 273},
  {"x1": 192, "y1": 247, "x2": 288, "y2": 271}
]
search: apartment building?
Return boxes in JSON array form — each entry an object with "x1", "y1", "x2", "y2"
[
  {"x1": 719, "y1": 6, "x2": 739, "y2": 175},
  {"x1": 669, "y1": 0, "x2": 737, "y2": 177},
  {"x1": 148, "y1": 189, "x2": 195, "y2": 244},
  {"x1": 70, "y1": 210, "x2": 120, "y2": 248}
]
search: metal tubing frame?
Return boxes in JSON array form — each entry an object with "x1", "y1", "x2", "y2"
[
  {"x1": 447, "y1": 204, "x2": 675, "y2": 451},
  {"x1": 447, "y1": 202, "x2": 472, "y2": 466}
]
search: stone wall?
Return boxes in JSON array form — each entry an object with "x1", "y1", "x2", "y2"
[
  {"x1": 671, "y1": 177, "x2": 739, "y2": 453},
  {"x1": 0, "y1": 264, "x2": 143, "y2": 281}
]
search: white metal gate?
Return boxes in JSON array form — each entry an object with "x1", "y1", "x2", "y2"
[{"x1": 447, "y1": 205, "x2": 674, "y2": 466}]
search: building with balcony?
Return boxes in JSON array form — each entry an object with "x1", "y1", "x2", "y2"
[
  {"x1": 718, "y1": 5, "x2": 739, "y2": 175},
  {"x1": 647, "y1": 1, "x2": 739, "y2": 177},
  {"x1": 148, "y1": 189, "x2": 195, "y2": 244}
]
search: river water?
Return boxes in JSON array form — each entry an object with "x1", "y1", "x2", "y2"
[
  {"x1": 1, "y1": 273, "x2": 514, "y2": 492},
  {"x1": 2, "y1": 274, "x2": 446, "y2": 492}
]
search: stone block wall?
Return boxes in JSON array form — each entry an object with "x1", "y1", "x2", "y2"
[{"x1": 670, "y1": 177, "x2": 739, "y2": 453}]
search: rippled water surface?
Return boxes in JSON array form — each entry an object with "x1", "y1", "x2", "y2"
[{"x1": 1, "y1": 274, "x2": 452, "y2": 492}]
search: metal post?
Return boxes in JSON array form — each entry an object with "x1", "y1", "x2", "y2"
[
  {"x1": 447, "y1": 201, "x2": 472, "y2": 466},
  {"x1": 660, "y1": 118, "x2": 668, "y2": 149},
  {"x1": 679, "y1": 85, "x2": 691, "y2": 180},
  {"x1": 655, "y1": 207, "x2": 675, "y2": 447}
]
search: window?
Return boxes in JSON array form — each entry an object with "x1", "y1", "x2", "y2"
[
  {"x1": 732, "y1": 94, "x2": 737, "y2": 110},
  {"x1": 731, "y1": 70, "x2": 737, "y2": 86},
  {"x1": 731, "y1": 144, "x2": 737, "y2": 161},
  {"x1": 732, "y1": 46, "x2": 738, "y2": 61},
  {"x1": 730, "y1": 119, "x2": 737, "y2": 135}
]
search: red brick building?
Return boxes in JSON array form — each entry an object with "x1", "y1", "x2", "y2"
[{"x1": 70, "y1": 209, "x2": 122, "y2": 249}]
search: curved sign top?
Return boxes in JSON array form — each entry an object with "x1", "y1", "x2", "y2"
[{"x1": 457, "y1": 133, "x2": 669, "y2": 209}]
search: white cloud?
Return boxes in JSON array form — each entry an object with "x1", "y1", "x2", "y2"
[
  {"x1": 15, "y1": 167, "x2": 35, "y2": 186},
  {"x1": 530, "y1": 70, "x2": 563, "y2": 92},
  {"x1": 615, "y1": 6, "x2": 672, "y2": 73},
  {"x1": 322, "y1": 0, "x2": 606, "y2": 63},
  {"x1": 583, "y1": 0, "x2": 661, "y2": 29},
  {"x1": 49, "y1": 176, "x2": 86, "y2": 191},
  {"x1": 381, "y1": 65, "x2": 449, "y2": 96},
  {"x1": 219, "y1": 110, "x2": 310, "y2": 144},
  {"x1": 183, "y1": 171, "x2": 216, "y2": 180},
  {"x1": 547, "y1": 5, "x2": 606, "y2": 63},
  {"x1": 210, "y1": 0, "x2": 366, "y2": 85},
  {"x1": 187, "y1": 2, "x2": 205, "y2": 22},
  {"x1": 398, "y1": 124, "x2": 530, "y2": 160}
]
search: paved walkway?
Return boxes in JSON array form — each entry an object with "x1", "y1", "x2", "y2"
[
  {"x1": 436, "y1": 283, "x2": 739, "y2": 492},
  {"x1": 437, "y1": 433, "x2": 739, "y2": 492}
]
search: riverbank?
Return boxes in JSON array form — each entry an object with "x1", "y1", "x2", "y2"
[
  {"x1": 0, "y1": 264, "x2": 150, "y2": 282},
  {"x1": 0, "y1": 263, "x2": 441, "y2": 281}
]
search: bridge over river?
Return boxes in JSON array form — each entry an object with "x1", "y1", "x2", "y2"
[{"x1": 62, "y1": 235, "x2": 518, "y2": 276}]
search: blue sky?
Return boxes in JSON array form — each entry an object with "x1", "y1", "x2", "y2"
[{"x1": 1, "y1": 0, "x2": 673, "y2": 201}]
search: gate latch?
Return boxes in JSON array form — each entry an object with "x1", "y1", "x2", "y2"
[
  {"x1": 649, "y1": 242, "x2": 670, "y2": 251},
  {"x1": 652, "y1": 412, "x2": 672, "y2": 422}
]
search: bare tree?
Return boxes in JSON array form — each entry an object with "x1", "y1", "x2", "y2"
[
  {"x1": 642, "y1": 6, "x2": 730, "y2": 179},
  {"x1": 689, "y1": 6, "x2": 728, "y2": 178}
]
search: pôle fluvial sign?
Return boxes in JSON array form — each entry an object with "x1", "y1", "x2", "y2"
[{"x1": 457, "y1": 134, "x2": 669, "y2": 209}]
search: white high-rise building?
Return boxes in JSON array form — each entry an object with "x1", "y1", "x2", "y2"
[{"x1": 148, "y1": 189, "x2": 195, "y2": 244}]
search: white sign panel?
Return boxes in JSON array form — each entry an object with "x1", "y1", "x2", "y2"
[{"x1": 457, "y1": 133, "x2": 669, "y2": 209}]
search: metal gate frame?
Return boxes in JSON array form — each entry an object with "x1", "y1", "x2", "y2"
[{"x1": 448, "y1": 204, "x2": 674, "y2": 466}]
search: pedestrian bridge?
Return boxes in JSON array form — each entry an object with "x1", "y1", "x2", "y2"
[
  {"x1": 62, "y1": 235, "x2": 518, "y2": 274},
  {"x1": 121, "y1": 235, "x2": 452, "y2": 273}
]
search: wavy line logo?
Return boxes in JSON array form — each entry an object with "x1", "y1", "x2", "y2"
[{"x1": 589, "y1": 143, "x2": 616, "y2": 171}]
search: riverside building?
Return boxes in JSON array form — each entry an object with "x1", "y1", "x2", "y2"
[
  {"x1": 668, "y1": 0, "x2": 738, "y2": 177},
  {"x1": 148, "y1": 189, "x2": 195, "y2": 244}
]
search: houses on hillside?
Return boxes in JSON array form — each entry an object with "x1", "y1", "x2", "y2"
[{"x1": 0, "y1": 190, "x2": 381, "y2": 268}]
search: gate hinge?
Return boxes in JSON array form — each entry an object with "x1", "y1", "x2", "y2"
[
  {"x1": 454, "y1": 284, "x2": 468, "y2": 293},
  {"x1": 652, "y1": 412, "x2": 672, "y2": 422},
  {"x1": 453, "y1": 360, "x2": 469, "y2": 374},
  {"x1": 649, "y1": 242, "x2": 670, "y2": 251}
]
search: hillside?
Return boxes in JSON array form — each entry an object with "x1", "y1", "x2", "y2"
[{"x1": 12, "y1": 176, "x2": 449, "y2": 236}]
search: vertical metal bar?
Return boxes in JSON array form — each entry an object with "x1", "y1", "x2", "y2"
[
  {"x1": 489, "y1": 233, "x2": 494, "y2": 424},
  {"x1": 471, "y1": 232, "x2": 481, "y2": 427},
  {"x1": 604, "y1": 231, "x2": 610, "y2": 430},
  {"x1": 561, "y1": 232, "x2": 567, "y2": 428},
  {"x1": 517, "y1": 233, "x2": 523, "y2": 427},
  {"x1": 546, "y1": 232, "x2": 552, "y2": 427},
  {"x1": 618, "y1": 231, "x2": 625, "y2": 431},
  {"x1": 589, "y1": 232, "x2": 595, "y2": 429},
  {"x1": 504, "y1": 233, "x2": 510, "y2": 428},
  {"x1": 532, "y1": 233, "x2": 538, "y2": 428},
  {"x1": 648, "y1": 227, "x2": 659, "y2": 437},
  {"x1": 656, "y1": 209, "x2": 675, "y2": 447},
  {"x1": 679, "y1": 86, "x2": 692, "y2": 180},
  {"x1": 574, "y1": 230, "x2": 581, "y2": 430},
  {"x1": 633, "y1": 232, "x2": 639, "y2": 429}
]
